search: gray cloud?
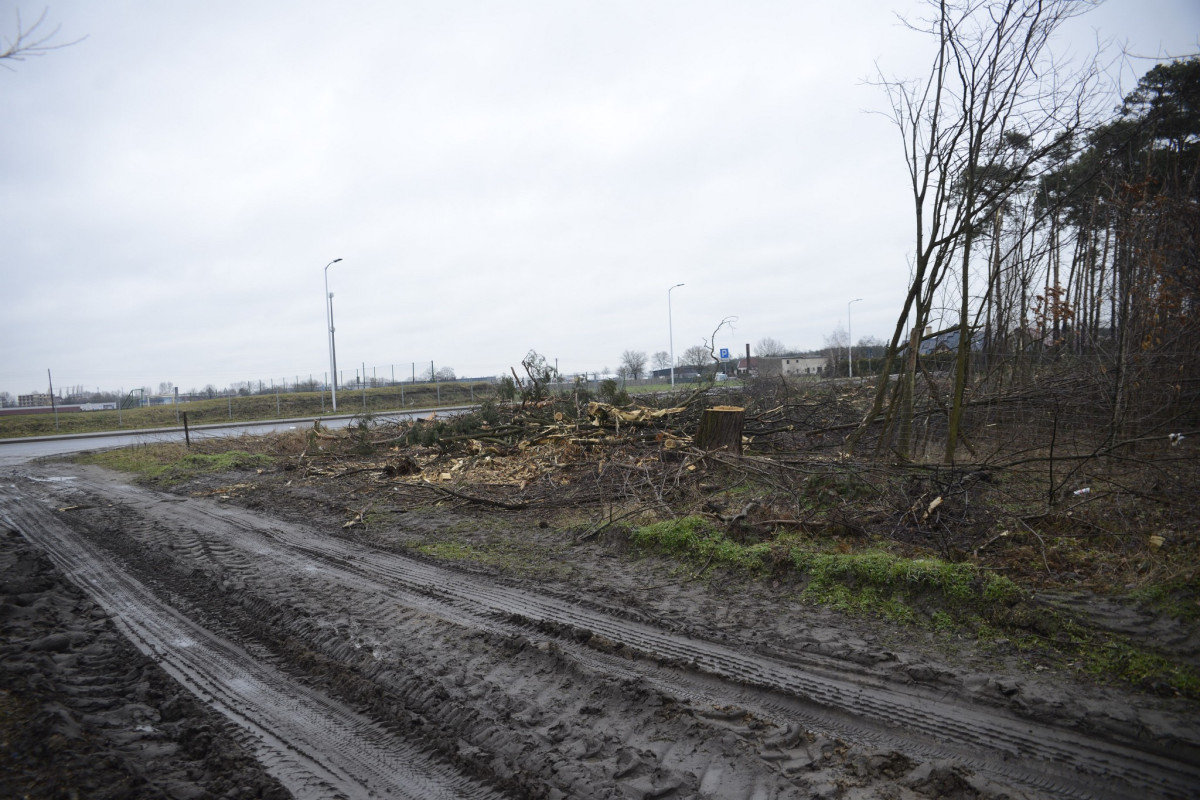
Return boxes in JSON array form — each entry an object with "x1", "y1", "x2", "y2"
[{"x1": 3, "y1": 0, "x2": 1196, "y2": 394}]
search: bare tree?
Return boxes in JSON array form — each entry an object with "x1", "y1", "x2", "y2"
[
  {"x1": 824, "y1": 324, "x2": 849, "y2": 376},
  {"x1": 651, "y1": 351, "x2": 671, "y2": 371},
  {"x1": 680, "y1": 345, "x2": 712, "y2": 369},
  {"x1": 754, "y1": 337, "x2": 788, "y2": 357},
  {"x1": 620, "y1": 350, "x2": 648, "y2": 380},
  {"x1": 856, "y1": 0, "x2": 1105, "y2": 461},
  {"x1": 1, "y1": 8, "x2": 84, "y2": 67}
]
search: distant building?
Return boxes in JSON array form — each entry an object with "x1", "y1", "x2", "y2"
[
  {"x1": 18, "y1": 393, "x2": 52, "y2": 407},
  {"x1": 736, "y1": 355, "x2": 825, "y2": 378},
  {"x1": 917, "y1": 328, "x2": 985, "y2": 356},
  {"x1": 779, "y1": 355, "x2": 826, "y2": 377},
  {"x1": 735, "y1": 357, "x2": 765, "y2": 377}
]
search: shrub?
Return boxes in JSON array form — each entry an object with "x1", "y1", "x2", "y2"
[{"x1": 599, "y1": 379, "x2": 629, "y2": 406}]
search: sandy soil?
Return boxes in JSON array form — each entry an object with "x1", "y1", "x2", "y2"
[{"x1": 2, "y1": 460, "x2": 1198, "y2": 799}]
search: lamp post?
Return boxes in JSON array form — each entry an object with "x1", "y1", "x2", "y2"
[
  {"x1": 324, "y1": 258, "x2": 343, "y2": 411},
  {"x1": 847, "y1": 298, "x2": 862, "y2": 379},
  {"x1": 668, "y1": 283, "x2": 684, "y2": 387}
]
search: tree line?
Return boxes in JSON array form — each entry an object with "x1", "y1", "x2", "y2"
[{"x1": 852, "y1": 0, "x2": 1198, "y2": 463}]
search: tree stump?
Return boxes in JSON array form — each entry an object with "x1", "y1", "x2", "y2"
[{"x1": 695, "y1": 405, "x2": 745, "y2": 454}]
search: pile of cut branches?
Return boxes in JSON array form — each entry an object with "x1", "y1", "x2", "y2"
[{"x1": 212, "y1": 375, "x2": 1197, "y2": 596}]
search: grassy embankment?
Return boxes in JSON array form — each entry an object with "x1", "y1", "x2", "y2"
[
  {"x1": 0, "y1": 382, "x2": 493, "y2": 440},
  {"x1": 77, "y1": 444, "x2": 274, "y2": 486},
  {"x1": 629, "y1": 515, "x2": 1200, "y2": 699}
]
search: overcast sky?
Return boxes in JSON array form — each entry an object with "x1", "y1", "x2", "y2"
[{"x1": 2, "y1": 1, "x2": 1196, "y2": 395}]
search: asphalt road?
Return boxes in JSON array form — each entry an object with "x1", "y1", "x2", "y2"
[{"x1": 0, "y1": 406, "x2": 474, "y2": 468}]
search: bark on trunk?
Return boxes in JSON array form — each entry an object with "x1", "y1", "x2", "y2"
[{"x1": 695, "y1": 406, "x2": 745, "y2": 454}]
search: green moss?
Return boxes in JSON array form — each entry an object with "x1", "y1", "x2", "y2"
[
  {"x1": 790, "y1": 548, "x2": 1020, "y2": 613},
  {"x1": 630, "y1": 516, "x2": 770, "y2": 571},
  {"x1": 982, "y1": 574, "x2": 1024, "y2": 604},
  {"x1": 630, "y1": 521, "x2": 1028, "y2": 629}
]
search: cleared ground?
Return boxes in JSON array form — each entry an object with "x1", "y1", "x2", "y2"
[{"x1": 2, "y1": 451, "x2": 1198, "y2": 798}]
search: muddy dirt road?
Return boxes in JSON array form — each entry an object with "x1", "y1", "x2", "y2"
[{"x1": 3, "y1": 462, "x2": 1199, "y2": 799}]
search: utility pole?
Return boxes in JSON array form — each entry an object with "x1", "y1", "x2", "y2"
[
  {"x1": 48, "y1": 369, "x2": 58, "y2": 431},
  {"x1": 324, "y1": 258, "x2": 342, "y2": 411},
  {"x1": 669, "y1": 283, "x2": 684, "y2": 388}
]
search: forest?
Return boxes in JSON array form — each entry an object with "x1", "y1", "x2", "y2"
[{"x1": 855, "y1": 0, "x2": 1197, "y2": 471}]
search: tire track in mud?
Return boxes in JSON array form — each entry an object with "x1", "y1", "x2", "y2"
[
  {"x1": 10, "y1": 472, "x2": 1200, "y2": 799},
  {"x1": 287, "y1": 545, "x2": 1200, "y2": 799},
  {"x1": 91, "y1": 478, "x2": 1197, "y2": 799},
  {"x1": 0, "y1": 486, "x2": 505, "y2": 800}
]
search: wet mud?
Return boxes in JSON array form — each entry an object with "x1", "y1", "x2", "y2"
[
  {"x1": 0, "y1": 526, "x2": 289, "y2": 799},
  {"x1": 2, "y1": 463, "x2": 1198, "y2": 799}
]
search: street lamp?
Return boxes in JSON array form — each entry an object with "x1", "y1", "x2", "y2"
[
  {"x1": 848, "y1": 298, "x2": 863, "y2": 379},
  {"x1": 668, "y1": 283, "x2": 684, "y2": 388},
  {"x1": 324, "y1": 258, "x2": 342, "y2": 411}
]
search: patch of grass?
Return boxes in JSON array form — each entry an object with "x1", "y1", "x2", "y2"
[
  {"x1": 76, "y1": 444, "x2": 185, "y2": 477},
  {"x1": 802, "y1": 472, "x2": 876, "y2": 509},
  {"x1": 629, "y1": 519, "x2": 1028, "y2": 628},
  {"x1": 790, "y1": 547, "x2": 1026, "y2": 619},
  {"x1": 416, "y1": 541, "x2": 480, "y2": 561},
  {"x1": 363, "y1": 509, "x2": 396, "y2": 528},
  {"x1": 931, "y1": 610, "x2": 956, "y2": 633},
  {"x1": 810, "y1": 582, "x2": 920, "y2": 624},
  {"x1": 77, "y1": 444, "x2": 273, "y2": 485},
  {"x1": 628, "y1": 519, "x2": 1024, "y2": 623},
  {"x1": 620, "y1": 513, "x2": 1200, "y2": 696},
  {"x1": 1130, "y1": 578, "x2": 1200, "y2": 621},
  {"x1": 413, "y1": 536, "x2": 571, "y2": 580},
  {"x1": 630, "y1": 516, "x2": 771, "y2": 571},
  {"x1": 978, "y1": 594, "x2": 1200, "y2": 698},
  {"x1": 1081, "y1": 638, "x2": 1200, "y2": 696}
]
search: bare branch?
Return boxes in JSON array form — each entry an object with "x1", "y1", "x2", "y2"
[{"x1": 1, "y1": 8, "x2": 85, "y2": 69}]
